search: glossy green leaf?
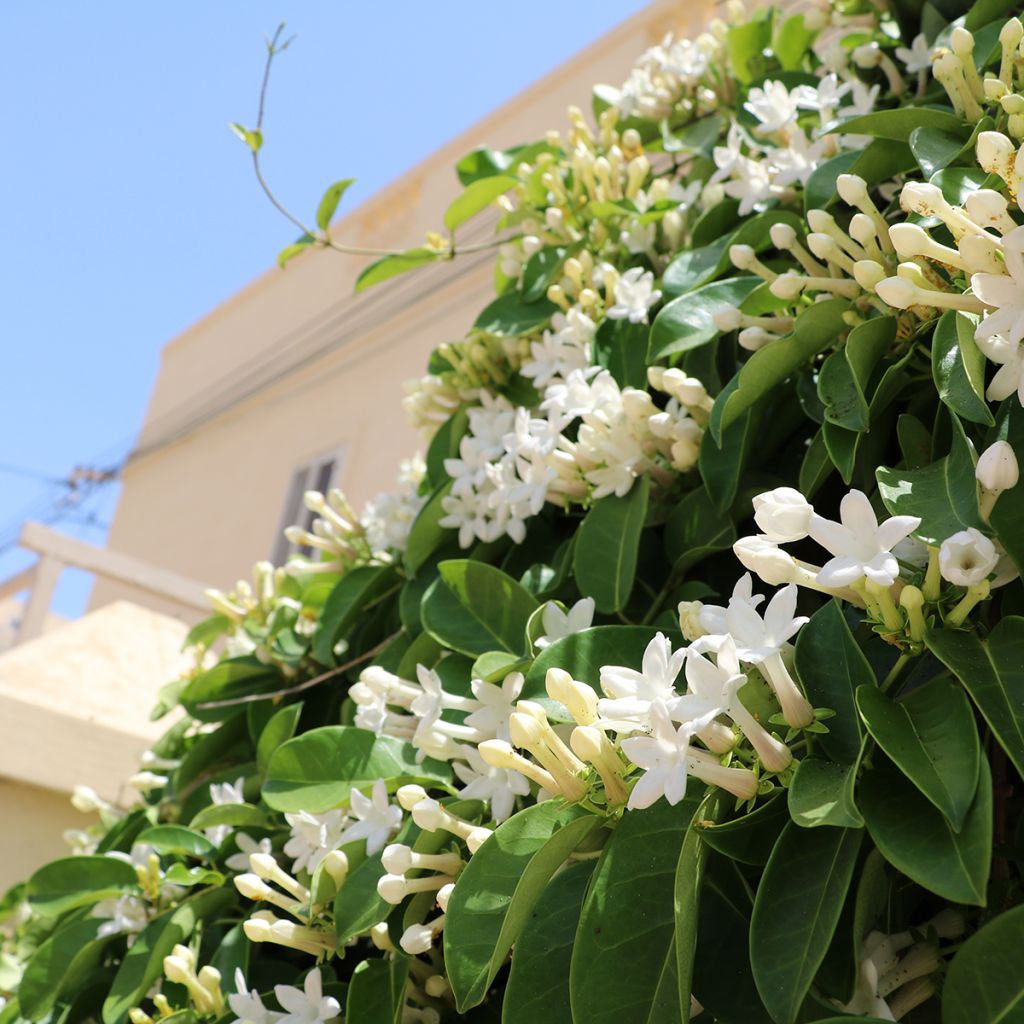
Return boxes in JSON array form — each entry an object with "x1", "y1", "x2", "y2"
[
  {"x1": 502, "y1": 860, "x2": 594, "y2": 1024},
  {"x1": 877, "y1": 412, "x2": 983, "y2": 544},
  {"x1": 181, "y1": 656, "x2": 283, "y2": 722},
  {"x1": 570, "y1": 793, "x2": 702, "y2": 1024},
  {"x1": 932, "y1": 310, "x2": 993, "y2": 426},
  {"x1": 649, "y1": 277, "x2": 761, "y2": 359},
  {"x1": 19, "y1": 917, "x2": 113, "y2": 1021},
  {"x1": 474, "y1": 292, "x2": 558, "y2": 336},
  {"x1": 521, "y1": 244, "x2": 575, "y2": 304},
  {"x1": 989, "y1": 402, "x2": 1024, "y2": 575},
  {"x1": 444, "y1": 175, "x2": 518, "y2": 232},
  {"x1": 444, "y1": 802, "x2": 600, "y2": 1012},
  {"x1": 750, "y1": 824, "x2": 862, "y2": 1024},
  {"x1": 817, "y1": 317, "x2": 895, "y2": 432},
  {"x1": 710, "y1": 299, "x2": 850, "y2": 442},
  {"x1": 313, "y1": 565, "x2": 399, "y2": 665},
  {"x1": 263, "y1": 726, "x2": 452, "y2": 813},
  {"x1": 943, "y1": 904, "x2": 1024, "y2": 1024},
  {"x1": 837, "y1": 107, "x2": 966, "y2": 141},
  {"x1": 345, "y1": 957, "x2": 409, "y2": 1023},
  {"x1": 675, "y1": 791, "x2": 728, "y2": 1020},
  {"x1": 573, "y1": 475, "x2": 650, "y2": 613},
  {"x1": 188, "y1": 802, "x2": 267, "y2": 831},
  {"x1": 695, "y1": 792, "x2": 789, "y2": 866},
  {"x1": 787, "y1": 757, "x2": 863, "y2": 829},
  {"x1": 593, "y1": 317, "x2": 649, "y2": 389},
  {"x1": 27, "y1": 856, "x2": 138, "y2": 917},
  {"x1": 355, "y1": 248, "x2": 440, "y2": 294},
  {"x1": 316, "y1": 178, "x2": 355, "y2": 231},
  {"x1": 421, "y1": 559, "x2": 538, "y2": 657},
  {"x1": 926, "y1": 616, "x2": 1024, "y2": 778},
  {"x1": 804, "y1": 140, "x2": 915, "y2": 210},
  {"x1": 404, "y1": 480, "x2": 454, "y2": 575},
  {"x1": 136, "y1": 826, "x2": 215, "y2": 859},
  {"x1": 728, "y1": 16, "x2": 772, "y2": 83},
  {"x1": 793, "y1": 601, "x2": 871, "y2": 764},
  {"x1": 700, "y1": 405, "x2": 761, "y2": 513},
  {"x1": 664, "y1": 487, "x2": 736, "y2": 576},
  {"x1": 256, "y1": 702, "x2": 303, "y2": 774},
  {"x1": 859, "y1": 756, "x2": 991, "y2": 905},
  {"x1": 103, "y1": 888, "x2": 232, "y2": 1024},
  {"x1": 856, "y1": 677, "x2": 980, "y2": 830},
  {"x1": 909, "y1": 127, "x2": 969, "y2": 177}
]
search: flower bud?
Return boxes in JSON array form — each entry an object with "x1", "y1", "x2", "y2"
[
  {"x1": 770, "y1": 222, "x2": 797, "y2": 248},
  {"x1": 738, "y1": 327, "x2": 776, "y2": 351},
  {"x1": 729, "y1": 243, "x2": 757, "y2": 269},
  {"x1": 875, "y1": 276, "x2": 919, "y2": 309},
  {"x1": 852, "y1": 260, "x2": 887, "y2": 291},
  {"x1": 732, "y1": 536, "x2": 797, "y2": 585},
  {"x1": 396, "y1": 784, "x2": 429, "y2": 810},
  {"x1": 713, "y1": 308, "x2": 744, "y2": 332},
  {"x1": 752, "y1": 487, "x2": 815, "y2": 542},
  {"x1": 976, "y1": 131, "x2": 1017, "y2": 182},
  {"x1": 976, "y1": 440, "x2": 1019, "y2": 492},
  {"x1": 836, "y1": 173, "x2": 870, "y2": 206}
]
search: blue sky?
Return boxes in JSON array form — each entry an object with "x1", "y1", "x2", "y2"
[{"x1": 0, "y1": 1, "x2": 648, "y2": 616}]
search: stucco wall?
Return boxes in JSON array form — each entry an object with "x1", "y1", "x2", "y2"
[{"x1": 90, "y1": 0, "x2": 713, "y2": 617}]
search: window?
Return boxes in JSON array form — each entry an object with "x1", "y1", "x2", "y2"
[{"x1": 271, "y1": 447, "x2": 347, "y2": 565}]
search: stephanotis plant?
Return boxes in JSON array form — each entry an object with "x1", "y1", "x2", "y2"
[{"x1": 6, "y1": 0, "x2": 1024, "y2": 1021}]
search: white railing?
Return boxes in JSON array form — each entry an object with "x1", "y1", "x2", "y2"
[{"x1": 0, "y1": 521, "x2": 210, "y2": 646}]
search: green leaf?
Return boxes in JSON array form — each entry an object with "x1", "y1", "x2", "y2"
[
  {"x1": 27, "y1": 856, "x2": 138, "y2": 917},
  {"x1": 856, "y1": 677, "x2": 980, "y2": 830},
  {"x1": 573, "y1": 476, "x2": 650, "y2": 614},
  {"x1": 263, "y1": 726, "x2": 452, "y2": 813},
  {"x1": 910, "y1": 126, "x2": 970, "y2": 177},
  {"x1": 859, "y1": 755, "x2": 991, "y2": 905},
  {"x1": 404, "y1": 480, "x2": 454, "y2": 575},
  {"x1": 728, "y1": 15, "x2": 773, "y2": 83},
  {"x1": 773, "y1": 13, "x2": 814, "y2": 68},
  {"x1": 502, "y1": 860, "x2": 594, "y2": 1024},
  {"x1": 710, "y1": 299, "x2": 851, "y2": 442},
  {"x1": 817, "y1": 317, "x2": 895, "y2": 432},
  {"x1": 313, "y1": 565, "x2": 399, "y2": 665},
  {"x1": 103, "y1": 888, "x2": 233, "y2": 1024},
  {"x1": 570, "y1": 793, "x2": 703, "y2": 1024},
  {"x1": 180, "y1": 656, "x2": 282, "y2": 723},
  {"x1": 675, "y1": 791, "x2": 729, "y2": 1020},
  {"x1": 793, "y1": 601, "x2": 871, "y2": 764},
  {"x1": 162, "y1": 865, "x2": 225, "y2": 887},
  {"x1": 649, "y1": 277, "x2": 762, "y2": 359},
  {"x1": 474, "y1": 292, "x2": 558, "y2": 336},
  {"x1": 593, "y1": 318, "x2": 649, "y2": 389},
  {"x1": 444, "y1": 802, "x2": 600, "y2": 1012},
  {"x1": 523, "y1": 624, "x2": 669, "y2": 700},
  {"x1": 355, "y1": 248, "x2": 441, "y2": 294},
  {"x1": 926, "y1": 617, "x2": 1024, "y2": 778},
  {"x1": 750, "y1": 824, "x2": 862, "y2": 1024},
  {"x1": 228, "y1": 122, "x2": 263, "y2": 152},
  {"x1": 788, "y1": 757, "x2": 863, "y2": 828},
  {"x1": 932, "y1": 310, "x2": 994, "y2": 426},
  {"x1": 444, "y1": 175, "x2": 518, "y2": 232},
  {"x1": 421, "y1": 559, "x2": 538, "y2": 657},
  {"x1": 136, "y1": 826, "x2": 215, "y2": 859},
  {"x1": 345, "y1": 957, "x2": 409, "y2": 1024},
  {"x1": 19, "y1": 917, "x2": 113, "y2": 1021},
  {"x1": 315, "y1": 178, "x2": 355, "y2": 231},
  {"x1": 695, "y1": 792, "x2": 789, "y2": 865},
  {"x1": 700, "y1": 405, "x2": 761, "y2": 513},
  {"x1": 943, "y1": 904, "x2": 1024, "y2": 1024},
  {"x1": 256, "y1": 702, "x2": 303, "y2": 774},
  {"x1": 521, "y1": 244, "x2": 576, "y2": 304},
  {"x1": 664, "y1": 487, "x2": 736, "y2": 576},
  {"x1": 837, "y1": 107, "x2": 967, "y2": 141},
  {"x1": 183, "y1": 614, "x2": 232, "y2": 650},
  {"x1": 277, "y1": 238, "x2": 313, "y2": 268},
  {"x1": 876, "y1": 412, "x2": 983, "y2": 544}
]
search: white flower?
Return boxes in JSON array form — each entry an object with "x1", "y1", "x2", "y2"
[
  {"x1": 283, "y1": 809, "x2": 349, "y2": 875},
  {"x1": 535, "y1": 597, "x2": 596, "y2": 649},
  {"x1": 744, "y1": 80, "x2": 803, "y2": 134},
  {"x1": 808, "y1": 490, "x2": 921, "y2": 588},
  {"x1": 91, "y1": 894, "x2": 149, "y2": 939},
  {"x1": 976, "y1": 440, "x2": 1020, "y2": 492},
  {"x1": 620, "y1": 701, "x2": 701, "y2": 809},
  {"x1": 339, "y1": 779, "x2": 403, "y2": 855},
  {"x1": 226, "y1": 833, "x2": 274, "y2": 873},
  {"x1": 204, "y1": 776, "x2": 246, "y2": 847},
  {"x1": 972, "y1": 226, "x2": 1024, "y2": 403},
  {"x1": 722, "y1": 156, "x2": 786, "y2": 215},
  {"x1": 465, "y1": 671, "x2": 525, "y2": 742},
  {"x1": 598, "y1": 633, "x2": 720, "y2": 731},
  {"x1": 752, "y1": 487, "x2": 815, "y2": 542},
  {"x1": 939, "y1": 528, "x2": 999, "y2": 586},
  {"x1": 452, "y1": 744, "x2": 530, "y2": 823},
  {"x1": 607, "y1": 267, "x2": 662, "y2": 324},
  {"x1": 621, "y1": 220, "x2": 656, "y2": 254},
  {"x1": 274, "y1": 969, "x2": 340, "y2": 1024},
  {"x1": 975, "y1": 332, "x2": 1024, "y2": 405},
  {"x1": 229, "y1": 969, "x2": 282, "y2": 1024},
  {"x1": 895, "y1": 33, "x2": 932, "y2": 74}
]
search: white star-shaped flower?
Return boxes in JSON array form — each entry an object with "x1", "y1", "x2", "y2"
[
  {"x1": 620, "y1": 701, "x2": 701, "y2": 810},
  {"x1": 535, "y1": 597, "x2": 596, "y2": 649},
  {"x1": 452, "y1": 744, "x2": 530, "y2": 823},
  {"x1": 274, "y1": 969, "x2": 340, "y2": 1024},
  {"x1": 607, "y1": 267, "x2": 662, "y2": 324},
  {"x1": 465, "y1": 671, "x2": 525, "y2": 742},
  {"x1": 229, "y1": 969, "x2": 282, "y2": 1024},
  {"x1": 339, "y1": 779, "x2": 403, "y2": 855},
  {"x1": 283, "y1": 809, "x2": 348, "y2": 875}
]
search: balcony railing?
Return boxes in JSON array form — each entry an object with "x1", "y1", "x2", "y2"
[{"x1": 0, "y1": 521, "x2": 210, "y2": 646}]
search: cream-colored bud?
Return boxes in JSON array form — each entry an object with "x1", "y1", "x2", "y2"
[
  {"x1": 836, "y1": 173, "x2": 869, "y2": 206},
  {"x1": 852, "y1": 260, "x2": 887, "y2": 291},
  {"x1": 976, "y1": 440, "x2": 1019, "y2": 491}
]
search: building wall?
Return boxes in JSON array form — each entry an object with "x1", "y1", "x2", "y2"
[
  {"x1": 91, "y1": 0, "x2": 713, "y2": 617},
  {"x1": 0, "y1": 779, "x2": 84, "y2": 894}
]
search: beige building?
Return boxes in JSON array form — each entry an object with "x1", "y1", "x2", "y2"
[{"x1": 0, "y1": 0, "x2": 713, "y2": 891}]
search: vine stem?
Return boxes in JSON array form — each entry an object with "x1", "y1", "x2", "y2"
[
  {"x1": 879, "y1": 652, "x2": 911, "y2": 694},
  {"x1": 247, "y1": 25, "x2": 512, "y2": 261}
]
